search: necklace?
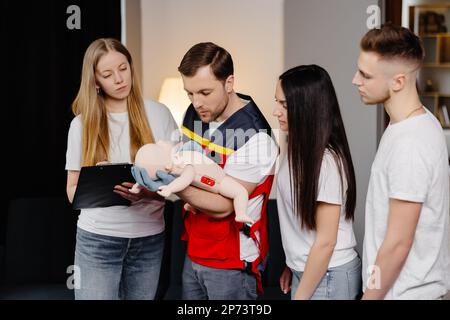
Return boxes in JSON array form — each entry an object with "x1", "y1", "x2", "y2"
[{"x1": 405, "y1": 105, "x2": 423, "y2": 119}]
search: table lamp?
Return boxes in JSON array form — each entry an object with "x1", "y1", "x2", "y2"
[{"x1": 158, "y1": 77, "x2": 191, "y2": 126}]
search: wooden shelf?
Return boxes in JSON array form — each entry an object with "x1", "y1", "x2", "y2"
[
  {"x1": 412, "y1": 3, "x2": 450, "y2": 8},
  {"x1": 411, "y1": 3, "x2": 450, "y2": 130},
  {"x1": 419, "y1": 92, "x2": 450, "y2": 97},
  {"x1": 420, "y1": 33, "x2": 450, "y2": 38},
  {"x1": 423, "y1": 63, "x2": 450, "y2": 67}
]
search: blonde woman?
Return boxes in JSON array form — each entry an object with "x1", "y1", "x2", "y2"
[{"x1": 65, "y1": 38, "x2": 178, "y2": 300}]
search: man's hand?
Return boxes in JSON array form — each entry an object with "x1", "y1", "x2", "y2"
[
  {"x1": 131, "y1": 165, "x2": 177, "y2": 192},
  {"x1": 362, "y1": 198, "x2": 421, "y2": 300}
]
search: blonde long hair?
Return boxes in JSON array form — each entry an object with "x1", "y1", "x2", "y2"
[{"x1": 72, "y1": 38, "x2": 154, "y2": 166}]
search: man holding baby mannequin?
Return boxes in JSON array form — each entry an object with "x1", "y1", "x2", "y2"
[{"x1": 133, "y1": 42, "x2": 278, "y2": 299}]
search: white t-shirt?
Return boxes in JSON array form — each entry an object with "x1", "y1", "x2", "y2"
[
  {"x1": 276, "y1": 150, "x2": 358, "y2": 272},
  {"x1": 208, "y1": 121, "x2": 279, "y2": 262},
  {"x1": 363, "y1": 108, "x2": 450, "y2": 300},
  {"x1": 65, "y1": 100, "x2": 179, "y2": 238}
]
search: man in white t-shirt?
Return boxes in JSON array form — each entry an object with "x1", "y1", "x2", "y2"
[{"x1": 352, "y1": 24, "x2": 450, "y2": 299}]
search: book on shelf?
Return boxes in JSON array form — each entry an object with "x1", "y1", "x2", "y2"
[{"x1": 441, "y1": 104, "x2": 450, "y2": 126}]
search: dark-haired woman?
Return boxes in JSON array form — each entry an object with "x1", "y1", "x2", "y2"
[{"x1": 273, "y1": 65, "x2": 362, "y2": 300}]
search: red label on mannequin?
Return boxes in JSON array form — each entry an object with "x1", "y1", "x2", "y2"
[{"x1": 201, "y1": 176, "x2": 215, "y2": 187}]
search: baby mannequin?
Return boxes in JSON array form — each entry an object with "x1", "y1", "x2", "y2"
[{"x1": 130, "y1": 141, "x2": 254, "y2": 224}]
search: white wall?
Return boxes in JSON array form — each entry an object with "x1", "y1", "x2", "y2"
[
  {"x1": 134, "y1": 0, "x2": 383, "y2": 253},
  {"x1": 140, "y1": 0, "x2": 284, "y2": 130},
  {"x1": 123, "y1": 0, "x2": 142, "y2": 83},
  {"x1": 284, "y1": 0, "x2": 380, "y2": 254}
]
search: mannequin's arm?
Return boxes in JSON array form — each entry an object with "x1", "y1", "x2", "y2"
[
  {"x1": 177, "y1": 177, "x2": 257, "y2": 218},
  {"x1": 161, "y1": 165, "x2": 195, "y2": 194}
]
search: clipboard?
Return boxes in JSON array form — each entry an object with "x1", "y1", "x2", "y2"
[{"x1": 72, "y1": 163, "x2": 136, "y2": 210}]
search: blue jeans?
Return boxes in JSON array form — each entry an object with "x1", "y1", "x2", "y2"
[
  {"x1": 74, "y1": 227, "x2": 164, "y2": 300},
  {"x1": 182, "y1": 256, "x2": 257, "y2": 300},
  {"x1": 290, "y1": 256, "x2": 362, "y2": 300}
]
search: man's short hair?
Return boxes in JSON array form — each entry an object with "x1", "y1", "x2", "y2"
[
  {"x1": 360, "y1": 23, "x2": 425, "y2": 66},
  {"x1": 178, "y1": 42, "x2": 234, "y2": 82}
]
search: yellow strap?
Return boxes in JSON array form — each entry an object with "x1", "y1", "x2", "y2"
[{"x1": 182, "y1": 126, "x2": 235, "y2": 156}]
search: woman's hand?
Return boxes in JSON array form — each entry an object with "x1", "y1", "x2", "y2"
[
  {"x1": 280, "y1": 266, "x2": 292, "y2": 294},
  {"x1": 114, "y1": 182, "x2": 160, "y2": 202}
]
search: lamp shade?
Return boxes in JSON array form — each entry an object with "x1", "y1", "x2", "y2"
[{"x1": 158, "y1": 77, "x2": 191, "y2": 126}]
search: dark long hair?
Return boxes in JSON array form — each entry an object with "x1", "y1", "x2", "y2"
[{"x1": 280, "y1": 65, "x2": 356, "y2": 230}]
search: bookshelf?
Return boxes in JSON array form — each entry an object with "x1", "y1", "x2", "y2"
[{"x1": 409, "y1": 3, "x2": 450, "y2": 128}]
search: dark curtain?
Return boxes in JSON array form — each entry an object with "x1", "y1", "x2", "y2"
[{"x1": 1, "y1": 0, "x2": 121, "y2": 245}]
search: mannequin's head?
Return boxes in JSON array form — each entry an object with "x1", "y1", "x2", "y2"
[{"x1": 134, "y1": 141, "x2": 176, "y2": 179}]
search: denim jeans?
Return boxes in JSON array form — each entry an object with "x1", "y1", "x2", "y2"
[
  {"x1": 182, "y1": 256, "x2": 257, "y2": 300},
  {"x1": 290, "y1": 256, "x2": 362, "y2": 300},
  {"x1": 74, "y1": 227, "x2": 164, "y2": 300}
]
